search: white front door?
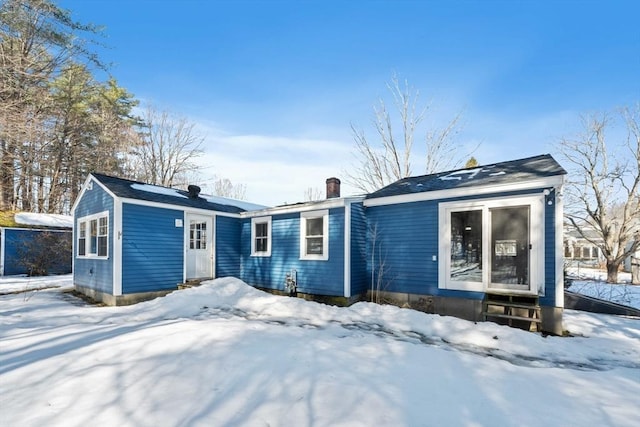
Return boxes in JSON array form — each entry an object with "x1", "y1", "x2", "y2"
[{"x1": 186, "y1": 215, "x2": 213, "y2": 280}]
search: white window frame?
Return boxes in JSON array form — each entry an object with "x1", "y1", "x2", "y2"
[
  {"x1": 300, "y1": 210, "x2": 329, "y2": 261},
  {"x1": 251, "y1": 216, "x2": 272, "y2": 257},
  {"x1": 76, "y1": 211, "x2": 109, "y2": 259},
  {"x1": 438, "y1": 195, "x2": 544, "y2": 294}
]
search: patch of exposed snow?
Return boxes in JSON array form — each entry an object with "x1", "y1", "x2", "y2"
[
  {"x1": 201, "y1": 194, "x2": 268, "y2": 211},
  {"x1": 439, "y1": 167, "x2": 484, "y2": 181},
  {"x1": 131, "y1": 183, "x2": 188, "y2": 198},
  {"x1": 13, "y1": 212, "x2": 73, "y2": 228},
  {"x1": 566, "y1": 267, "x2": 640, "y2": 309}
]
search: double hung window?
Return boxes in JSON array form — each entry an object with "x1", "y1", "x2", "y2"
[
  {"x1": 251, "y1": 217, "x2": 272, "y2": 256},
  {"x1": 300, "y1": 210, "x2": 329, "y2": 260},
  {"x1": 77, "y1": 212, "x2": 109, "y2": 258}
]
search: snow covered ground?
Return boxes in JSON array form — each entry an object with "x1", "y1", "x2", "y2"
[
  {"x1": 1, "y1": 275, "x2": 639, "y2": 426},
  {"x1": 566, "y1": 267, "x2": 640, "y2": 310}
]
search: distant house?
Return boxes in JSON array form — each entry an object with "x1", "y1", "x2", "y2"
[
  {"x1": 72, "y1": 154, "x2": 566, "y2": 334},
  {"x1": 563, "y1": 226, "x2": 605, "y2": 268},
  {"x1": 624, "y1": 241, "x2": 640, "y2": 284},
  {"x1": 0, "y1": 212, "x2": 73, "y2": 276}
]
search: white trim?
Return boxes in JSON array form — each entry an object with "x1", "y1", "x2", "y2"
[
  {"x1": 113, "y1": 199, "x2": 123, "y2": 296},
  {"x1": 364, "y1": 176, "x2": 565, "y2": 207},
  {"x1": 72, "y1": 175, "x2": 118, "y2": 213},
  {"x1": 344, "y1": 202, "x2": 351, "y2": 298},
  {"x1": 300, "y1": 209, "x2": 329, "y2": 261},
  {"x1": 555, "y1": 184, "x2": 565, "y2": 308},
  {"x1": 250, "y1": 216, "x2": 272, "y2": 257},
  {"x1": 212, "y1": 214, "x2": 217, "y2": 278},
  {"x1": 76, "y1": 211, "x2": 110, "y2": 260},
  {"x1": 242, "y1": 196, "x2": 365, "y2": 218},
  {"x1": 182, "y1": 212, "x2": 187, "y2": 283},
  {"x1": 438, "y1": 194, "x2": 545, "y2": 294}
]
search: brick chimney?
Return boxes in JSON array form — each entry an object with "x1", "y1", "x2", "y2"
[{"x1": 326, "y1": 177, "x2": 341, "y2": 199}]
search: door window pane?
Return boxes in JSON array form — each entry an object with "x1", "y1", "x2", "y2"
[
  {"x1": 190, "y1": 221, "x2": 207, "y2": 250},
  {"x1": 490, "y1": 206, "x2": 529, "y2": 285},
  {"x1": 450, "y1": 210, "x2": 482, "y2": 282}
]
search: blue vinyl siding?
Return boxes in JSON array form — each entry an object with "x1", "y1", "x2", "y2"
[
  {"x1": 366, "y1": 188, "x2": 559, "y2": 301},
  {"x1": 1, "y1": 228, "x2": 71, "y2": 276},
  {"x1": 73, "y1": 180, "x2": 114, "y2": 293},
  {"x1": 366, "y1": 200, "x2": 442, "y2": 297},
  {"x1": 350, "y1": 202, "x2": 368, "y2": 296},
  {"x1": 241, "y1": 208, "x2": 345, "y2": 296},
  {"x1": 216, "y1": 216, "x2": 241, "y2": 277},
  {"x1": 121, "y1": 203, "x2": 184, "y2": 294}
]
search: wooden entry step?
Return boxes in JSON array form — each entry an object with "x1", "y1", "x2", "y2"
[
  {"x1": 178, "y1": 279, "x2": 207, "y2": 290},
  {"x1": 483, "y1": 293, "x2": 541, "y2": 332}
]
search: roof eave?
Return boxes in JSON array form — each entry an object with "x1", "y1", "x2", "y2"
[{"x1": 364, "y1": 175, "x2": 565, "y2": 207}]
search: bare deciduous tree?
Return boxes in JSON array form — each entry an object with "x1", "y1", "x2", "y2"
[
  {"x1": 212, "y1": 177, "x2": 247, "y2": 200},
  {"x1": 303, "y1": 187, "x2": 323, "y2": 202},
  {"x1": 345, "y1": 73, "x2": 468, "y2": 193},
  {"x1": 558, "y1": 105, "x2": 640, "y2": 283},
  {"x1": 132, "y1": 106, "x2": 204, "y2": 188}
]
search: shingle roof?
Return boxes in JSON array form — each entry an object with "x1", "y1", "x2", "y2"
[
  {"x1": 91, "y1": 173, "x2": 249, "y2": 214},
  {"x1": 366, "y1": 154, "x2": 566, "y2": 199}
]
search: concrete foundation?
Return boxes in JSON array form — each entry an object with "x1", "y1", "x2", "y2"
[
  {"x1": 368, "y1": 290, "x2": 484, "y2": 322},
  {"x1": 74, "y1": 284, "x2": 175, "y2": 306},
  {"x1": 368, "y1": 290, "x2": 563, "y2": 335}
]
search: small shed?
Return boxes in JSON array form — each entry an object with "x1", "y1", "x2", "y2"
[
  {"x1": 363, "y1": 154, "x2": 567, "y2": 334},
  {"x1": 0, "y1": 212, "x2": 73, "y2": 276}
]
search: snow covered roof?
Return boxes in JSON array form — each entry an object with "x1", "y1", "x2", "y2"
[
  {"x1": 13, "y1": 212, "x2": 73, "y2": 229},
  {"x1": 91, "y1": 173, "x2": 268, "y2": 214},
  {"x1": 366, "y1": 154, "x2": 566, "y2": 200}
]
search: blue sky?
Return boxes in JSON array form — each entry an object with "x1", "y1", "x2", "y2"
[{"x1": 60, "y1": 0, "x2": 640, "y2": 205}]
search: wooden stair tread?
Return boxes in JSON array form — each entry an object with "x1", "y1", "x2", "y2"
[
  {"x1": 485, "y1": 301, "x2": 540, "y2": 310},
  {"x1": 484, "y1": 312, "x2": 541, "y2": 323},
  {"x1": 483, "y1": 293, "x2": 541, "y2": 331}
]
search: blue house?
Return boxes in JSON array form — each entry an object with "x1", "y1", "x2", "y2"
[
  {"x1": 1, "y1": 213, "x2": 72, "y2": 276},
  {"x1": 72, "y1": 154, "x2": 566, "y2": 334}
]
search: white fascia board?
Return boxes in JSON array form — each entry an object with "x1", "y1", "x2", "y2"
[
  {"x1": 113, "y1": 198, "x2": 123, "y2": 296},
  {"x1": 119, "y1": 197, "x2": 241, "y2": 218},
  {"x1": 363, "y1": 176, "x2": 565, "y2": 207},
  {"x1": 344, "y1": 202, "x2": 351, "y2": 298},
  {"x1": 555, "y1": 183, "x2": 565, "y2": 308},
  {"x1": 71, "y1": 174, "x2": 119, "y2": 213},
  {"x1": 241, "y1": 196, "x2": 365, "y2": 218}
]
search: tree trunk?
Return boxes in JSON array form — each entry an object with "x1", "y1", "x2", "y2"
[{"x1": 606, "y1": 261, "x2": 620, "y2": 283}]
